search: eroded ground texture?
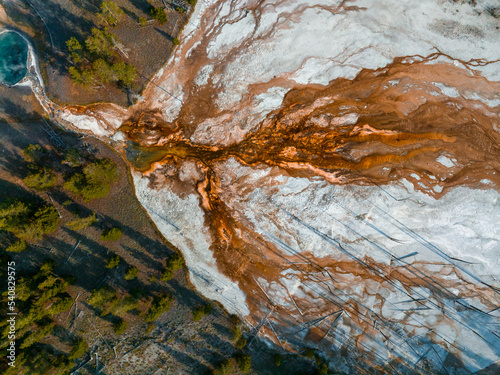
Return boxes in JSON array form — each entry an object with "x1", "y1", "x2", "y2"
[{"x1": 28, "y1": 0, "x2": 500, "y2": 373}]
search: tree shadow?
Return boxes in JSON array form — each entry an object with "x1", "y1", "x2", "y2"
[
  {"x1": 121, "y1": 244, "x2": 164, "y2": 272},
  {"x1": 128, "y1": 0, "x2": 153, "y2": 15},
  {"x1": 97, "y1": 212, "x2": 174, "y2": 263},
  {"x1": 154, "y1": 27, "x2": 174, "y2": 42},
  {"x1": 166, "y1": 279, "x2": 207, "y2": 309},
  {"x1": 158, "y1": 345, "x2": 211, "y2": 374}
]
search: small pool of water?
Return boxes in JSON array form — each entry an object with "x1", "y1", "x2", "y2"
[{"x1": 0, "y1": 31, "x2": 29, "y2": 86}]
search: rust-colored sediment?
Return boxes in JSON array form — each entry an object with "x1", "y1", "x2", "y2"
[{"x1": 119, "y1": 58, "x2": 500, "y2": 370}]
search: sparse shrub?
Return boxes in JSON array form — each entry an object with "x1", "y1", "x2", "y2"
[
  {"x1": 139, "y1": 17, "x2": 148, "y2": 26},
  {"x1": 235, "y1": 353, "x2": 251, "y2": 373},
  {"x1": 88, "y1": 287, "x2": 115, "y2": 307},
  {"x1": 105, "y1": 255, "x2": 121, "y2": 269},
  {"x1": 165, "y1": 253, "x2": 184, "y2": 271},
  {"x1": 144, "y1": 293, "x2": 173, "y2": 322},
  {"x1": 304, "y1": 348, "x2": 315, "y2": 359},
  {"x1": 212, "y1": 359, "x2": 233, "y2": 375},
  {"x1": 6, "y1": 239, "x2": 27, "y2": 253},
  {"x1": 113, "y1": 318, "x2": 127, "y2": 334},
  {"x1": 160, "y1": 269, "x2": 173, "y2": 281},
  {"x1": 63, "y1": 148, "x2": 83, "y2": 167},
  {"x1": 173, "y1": 37, "x2": 180, "y2": 46},
  {"x1": 235, "y1": 337, "x2": 247, "y2": 349},
  {"x1": 68, "y1": 338, "x2": 88, "y2": 360},
  {"x1": 98, "y1": 1, "x2": 124, "y2": 26},
  {"x1": 24, "y1": 166, "x2": 57, "y2": 191},
  {"x1": 187, "y1": 0, "x2": 197, "y2": 5},
  {"x1": 316, "y1": 363, "x2": 329, "y2": 375},
  {"x1": 145, "y1": 322, "x2": 155, "y2": 334},
  {"x1": 22, "y1": 144, "x2": 44, "y2": 163},
  {"x1": 66, "y1": 213, "x2": 96, "y2": 230},
  {"x1": 124, "y1": 266, "x2": 138, "y2": 280},
  {"x1": 274, "y1": 354, "x2": 282, "y2": 367},
  {"x1": 149, "y1": 275, "x2": 156, "y2": 282},
  {"x1": 101, "y1": 227, "x2": 123, "y2": 241},
  {"x1": 314, "y1": 353, "x2": 323, "y2": 366},
  {"x1": 150, "y1": 7, "x2": 167, "y2": 24},
  {"x1": 192, "y1": 303, "x2": 212, "y2": 322}
]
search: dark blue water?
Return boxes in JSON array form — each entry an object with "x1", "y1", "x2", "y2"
[{"x1": 0, "y1": 31, "x2": 28, "y2": 86}]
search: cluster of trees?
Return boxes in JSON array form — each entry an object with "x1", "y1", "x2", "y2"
[
  {"x1": 65, "y1": 1, "x2": 137, "y2": 88},
  {"x1": 21, "y1": 144, "x2": 119, "y2": 201},
  {"x1": 64, "y1": 157, "x2": 119, "y2": 201},
  {"x1": 22, "y1": 144, "x2": 57, "y2": 191},
  {"x1": 66, "y1": 28, "x2": 136, "y2": 88},
  {"x1": 0, "y1": 199, "x2": 60, "y2": 249},
  {"x1": 0, "y1": 259, "x2": 86, "y2": 374}
]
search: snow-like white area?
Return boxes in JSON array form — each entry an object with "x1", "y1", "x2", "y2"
[
  {"x1": 436, "y1": 154, "x2": 456, "y2": 168},
  {"x1": 59, "y1": 111, "x2": 112, "y2": 136},
  {"x1": 200, "y1": 0, "x2": 499, "y2": 114},
  {"x1": 131, "y1": 170, "x2": 250, "y2": 316},
  {"x1": 143, "y1": 0, "x2": 500, "y2": 147},
  {"x1": 212, "y1": 157, "x2": 500, "y2": 372}
]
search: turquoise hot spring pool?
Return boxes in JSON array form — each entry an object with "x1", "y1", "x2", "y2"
[{"x1": 0, "y1": 31, "x2": 29, "y2": 86}]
